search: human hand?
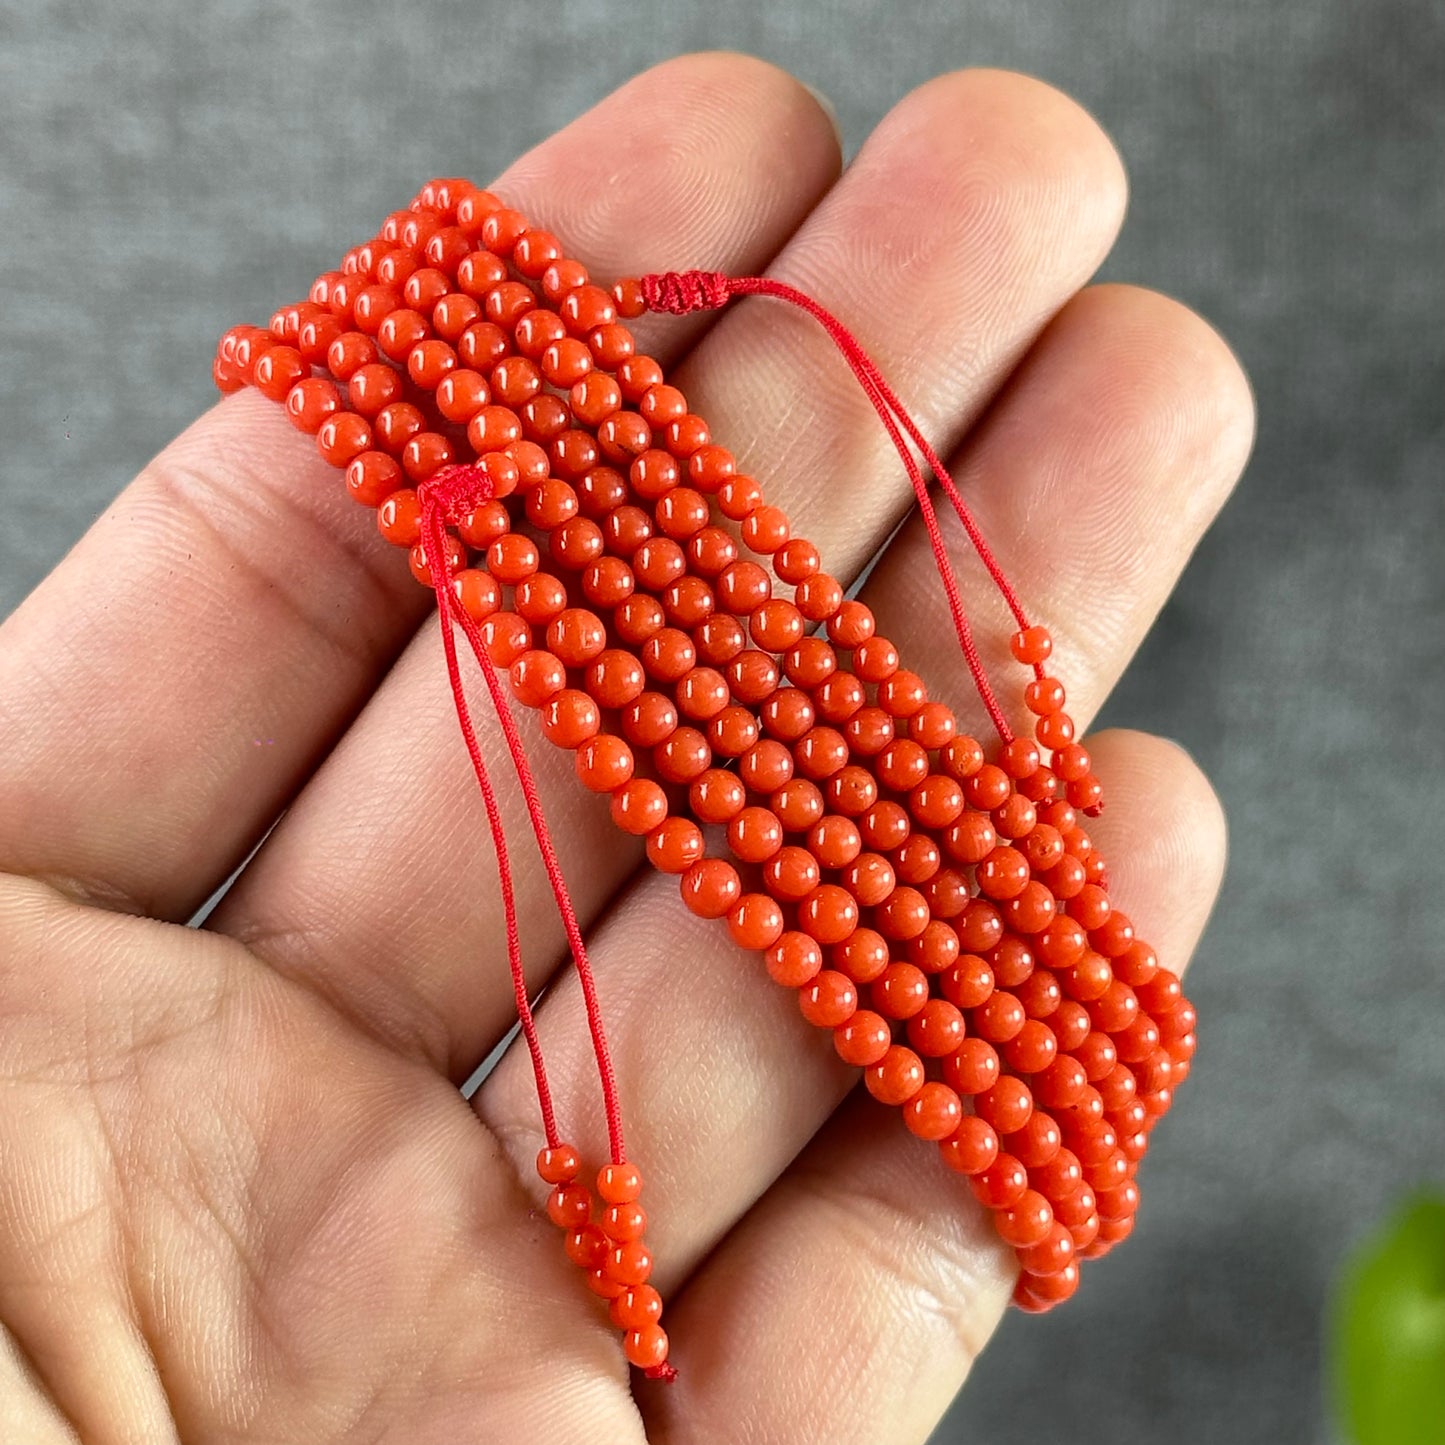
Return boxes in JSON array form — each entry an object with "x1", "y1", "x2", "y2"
[{"x1": 0, "y1": 54, "x2": 1251, "y2": 1444}]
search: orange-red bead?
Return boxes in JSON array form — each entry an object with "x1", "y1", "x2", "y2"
[
  {"x1": 866, "y1": 1045, "x2": 925, "y2": 1105},
  {"x1": 680, "y1": 858, "x2": 742, "y2": 919},
  {"x1": 903, "y1": 1082, "x2": 963, "y2": 1140},
  {"x1": 799, "y1": 970, "x2": 859, "y2": 1028}
]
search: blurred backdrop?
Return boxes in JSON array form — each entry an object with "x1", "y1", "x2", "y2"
[{"x1": 2, "y1": 2, "x2": 1441, "y2": 1442}]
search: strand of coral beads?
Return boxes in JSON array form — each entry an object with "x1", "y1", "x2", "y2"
[{"x1": 214, "y1": 176, "x2": 1197, "y2": 1340}]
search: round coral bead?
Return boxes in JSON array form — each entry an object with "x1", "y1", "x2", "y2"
[
  {"x1": 1010, "y1": 626, "x2": 1054, "y2": 665},
  {"x1": 941, "y1": 955, "x2": 995, "y2": 1010},
  {"x1": 546, "y1": 1183, "x2": 592, "y2": 1229},
  {"x1": 943, "y1": 812, "x2": 996, "y2": 867},
  {"x1": 976, "y1": 1075, "x2": 1034, "y2": 1135},
  {"x1": 575, "y1": 735, "x2": 634, "y2": 794},
  {"x1": 1019, "y1": 1221, "x2": 1077, "y2": 1277},
  {"x1": 566, "y1": 1223, "x2": 608, "y2": 1269},
  {"x1": 866, "y1": 1045, "x2": 926, "y2": 1105},
  {"x1": 1038, "y1": 916, "x2": 1089, "y2": 969},
  {"x1": 605, "y1": 1238, "x2": 654, "y2": 1286},
  {"x1": 799, "y1": 970, "x2": 858, "y2": 1028},
  {"x1": 601, "y1": 1201, "x2": 648, "y2": 1242},
  {"x1": 910, "y1": 776, "x2": 966, "y2": 830},
  {"x1": 939, "y1": 1115, "x2": 1001, "y2": 1176},
  {"x1": 621, "y1": 693, "x2": 680, "y2": 749},
  {"x1": 1005, "y1": 1019, "x2": 1060, "y2": 1075},
  {"x1": 908, "y1": 919, "x2": 962, "y2": 974},
  {"x1": 541, "y1": 690, "x2": 600, "y2": 749},
  {"x1": 1011, "y1": 1109, "x2": 1063, "y2": 1168},
  {"x1": 763, "y1": 846, "x2": 822, "y2": 902},
  {"x1": 285, "y1": 377, "x2": 342, "y2": 433},
  {"x1": 588, "y1": 649, "x2": 647, "y2": 709},
  {"x1": 536, "y1": 1144, "x2": 581, "y2": 1185},
  {"x1": 833, "y1": 929, "x2": 890, "y2": 984},
  {"x1": 480, "y1": 613, "x2": 531, "y2": 666},
  {"x1": 943, "y1": 1037, "x2": 1002, "y2": 1096},
  {"x1": 658, "y1": 728, "x2": 713, "y2": 786},
  {"x1": 741, "y1": 504, "x2": 791, "y2": 554},
  {"x1": 597, "y1": 1162, "x2": 643, "y2": 1204},
  {"x1": 1034, "y1": 1055, "x2": 1090, "y2": 1109},
  {"x1": 586, "y1": 1266, "x2": 628, "y2": 1299},
  {"x1": 997, "y1": 1190, "x2": 1055, "y2": 1248},
  {"x1": 875, "y1": 886, "x2": 931, "y2": 942},
  {"x1": 903, "y1": 1082, "x2": 963, "y2": 1140},
  {"x1": 834, "y1": 1010, "x2": 892, "y2": 1066},
  {"x1": 1032, "y1": 1145, "x2": 1085, "y2": 1205},
  {"x1": 808, "y1": 816, "x2": 863, "y2": 869},
  {"x1": 377, "y1": 490, "x2": 422, "y2": 548},
  {"x1": 872, "y1": 962, "x2": 930, "y2": 1020},
  {"x1": 727, "y1": 806, "x2": 785, "y2": 865},
  {"x1": 623, "y1": 1324, "x2": 670, "y2": 1372},
  {"x1": 1024, "y1": 1260, "x2": 1081, "y2": 1306},
  {"x1": 509, "y1": 649, "x2": 566, "y2": 707},
  {"x1": 1047, "y1": 996, "x2": 1088, "y2": 1046},
  {"x1": 977, "y1": 846, "x2": 1031, "y2": 901},
  {"x1": 610, "y1": 779, "x2": 668, "y2": 836},
  {"x1": 965, "y1": 763, "x2": 1013, "y2": 811},
  {"x1": 750, "y1": 598, "x2": 806, "y2": 651},
  {"x1": 680, "y1": 858, "x2": 742, "y2": 919},
  {"x1": 798, "y1": 884, "x2": 859, "y2": 946},
  {"x1": 969, "y1": 1153, "x2": 1029, "y2": 1210},
  {"x1": 728, "y1": 892, "x2": 785, "y2": 951},
  {"x1": 689, "y1": 769, "x2": 746, "y2": 824},
  {"x1": 906, "y1": 999, "x2": 967, "y2": 1058},
  {"x1": 975, "y1": 990, "x2": 1027, "y2": 1043},
  {"x1": 613, "y1": 1284, "x2": 664, "y2": 1330},
  {"x1": 766, "y1": 932, "x2": 823, "y2": 988},
  {"x1": 645, "y1": 816, "x2": 704, "y2": 875}
]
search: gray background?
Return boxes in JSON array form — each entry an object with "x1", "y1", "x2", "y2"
[{"x1": 1, "y1": 2, "x2": 1441, "y2": 1442}]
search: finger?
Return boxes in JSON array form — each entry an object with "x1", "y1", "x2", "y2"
[
  {"x1": 0, "y1": 1323, "x2": 80, "y2": 1445},
  {"x1": 0, "y1": 875, "x2": 646, "y2": 1444},
  {"x1": 0, "y1": 52, "x2": 840, "y2": 923},
  {"x1": 673, "y1": 67, "x2": 1129, "y2": 577},
  {"x1": 643, "y1": 731, "x2": 1226, "y2": 1445},
  {"x1": 473, "y1": 281, "x2": 1250, "y2": 1283},
  {"x1": 218, "y1": 68, "x2": 1127, "y2": 1080}
]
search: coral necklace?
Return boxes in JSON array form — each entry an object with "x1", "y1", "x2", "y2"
[{"x1": 214, "y1": 177, "x2": 1198, "y2": 1382}]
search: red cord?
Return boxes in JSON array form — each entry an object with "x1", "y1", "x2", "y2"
[
  {"x1": 420, "y1": 467, "x2": 627, "y2": 1166},
  {"x1": 449, "y1": 602, "x2": 628, "y2": 1165},
  {"x1": 639, "y1": 269, "x2": 1044, "y2": 738},
  {"x1": 420, "y1": 490, "x2": 559, "y2": 1147}
]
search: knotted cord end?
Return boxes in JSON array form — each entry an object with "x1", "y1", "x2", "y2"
[
  {"x1": 645, "y1": 1361, "x2": 680, "y2": 1383},
  {"x1": 418, "y1": 462, "x2": 495, "y2": 527},
  {"x1": 639, "y1": 269, "x2": 732, "y2": 315}
]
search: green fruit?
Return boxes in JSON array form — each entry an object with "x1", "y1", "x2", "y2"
[{"x1": 1335, "y1": 1193, "x2": 1445, "y2": 1445}]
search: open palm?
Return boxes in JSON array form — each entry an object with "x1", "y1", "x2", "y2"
[{"x1": 0, "y1": 54, "x2": 1250, "y2": 1445}]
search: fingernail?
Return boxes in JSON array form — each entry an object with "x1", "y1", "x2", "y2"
[{"x1": 801, "y1": 80, "x2": 843, "y2": 151}]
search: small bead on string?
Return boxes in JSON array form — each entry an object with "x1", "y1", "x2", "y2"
[{"x1": 418, "y1": 460, "x2": 674, "y2": 1380}]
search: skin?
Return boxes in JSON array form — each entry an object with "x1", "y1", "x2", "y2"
[{"x1": 0, "y1": 52, "x2": 1252, "y2": 1445}]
